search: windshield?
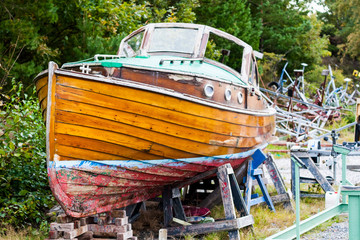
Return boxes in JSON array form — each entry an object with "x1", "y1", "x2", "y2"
[
  {"x1": 122, "y1": 31, "x2": 144, "y2": 57},
  {"x1": 148, "y1": 27, "x2": 198, "y2": 54}
]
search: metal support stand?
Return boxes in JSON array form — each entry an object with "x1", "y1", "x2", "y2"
[
  {"x1": 163, "y1": 163, "x2": 254, "y2": 239},
  {"x1": 333, "y1": 145, "x2": 354, "y2": 186},
  {"x1": 291, "y1": 148, "x2": 334, "y2": 198},
  {"x1": 244, "y1": 150, "x2": 276, "y2": 212},
  {"x1": 341, "y1": 186, "x2": 360, "y2": 239},
  {"x1": 266, "y1": 144, "x2": 360, "y2": 240}
]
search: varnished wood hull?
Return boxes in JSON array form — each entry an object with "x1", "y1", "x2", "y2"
[{"x1": 35, "y1": 62, "x2": 276, "y2": 217}]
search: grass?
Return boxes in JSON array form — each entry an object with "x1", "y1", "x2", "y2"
[
  {"x1": 263, "y1": 144, "x2": 290, "y2": 159},
  {"x1": 0, "y1": 226, "x2": 46, "y2": 240},
  {"x1": 1, "y1": 196, "x2": 346, "y2": 240},
  {"x1": 201, "y1": 196, "x2": 334, "y2": 240}
]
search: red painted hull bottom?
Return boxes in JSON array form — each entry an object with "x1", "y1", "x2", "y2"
[{"x1": 48, "y1": 149, "x2": 262, "y2": 218}]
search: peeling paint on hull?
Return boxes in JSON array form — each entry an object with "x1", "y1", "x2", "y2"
[{"x1": 48, "y1": 149, "x2": 260, "y2": 217}]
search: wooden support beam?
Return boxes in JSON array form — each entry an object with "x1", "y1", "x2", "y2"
[
  {"x1": 265, "y1": 154, "x2": 294, "y2": 212},
  {"x1": 217, "y1": 164, "x2": 240, "y2": 240},
  {"x1": 162, "y1": 185, "x2": 173, "y2": 227},
  {"x1": 166, "y1": 216, "x2": 254, "y2": 236},
  {"x1": 291, "y1": 150, "x2": 334, "y2": 199},
  {"x1": 199, "y1": 161, "x2": 248, "y2": 209}
]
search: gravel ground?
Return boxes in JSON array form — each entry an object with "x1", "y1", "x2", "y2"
[
  {"x1": 265, "y1": 154, "x2": 359, "y2": 240},
  {"x1": 301, "y1": 216, "x2": 349, "y2": 240}
]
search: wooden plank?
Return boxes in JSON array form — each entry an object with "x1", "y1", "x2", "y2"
[
  {"x1": 166, "y1": 217, "x2": 253, "y2": 236},
  {"x1": 244, "y1": 159, "x2": 253, "y2": 212},
  {"x1": 88, "y1": 223, "x2": 130, "y2": 233},
  {"x1": 35, "y1": 76, "x2": 48, "y2": 93},
  {"x1": 114, "y1": 217, "x2": 129, "y2": 226},
  {"x1": 217, "y1": 164, "x2": 240, "y2": 240},
  {"x1": 270, "y1": 193, "x2": 293, "y2": 204},
  {"x1": 56, "y1": 166, "x2": 183, "y2": 187},
  {"x1": 173, "y1": 168, "x2": 218, "y2": 189},
  {"x1": 55, "y1": 144, "x2": 122, "y2": 160},
  {"x1": 55, "y1": 122, "x2": 200, "y2": 160},
  {"x1": 55, "y1": 134, "x2": 163, "y2": 160},
  {"x1": 116, "y1": 230, "x2": 133, "y2": 240},
  {"x1": 47, "y1": 62, "x2": 58, "y2": 161},
  {"x1": 37, "y1": 84, "x2": 48, "y2": 103},
  {"x1": 50, "y1": 222, "x2": 74, "y2": 231},
  {"x1": 264, "y1": 154, "x2": 294, "y2": 211},
  {"x1": 54, "y1": 110, "x2": 263, "y2": 156},
  {"x1": 229, "y1": 171, "x2": 249, "y2": 217},
  {"x1": 159, "y1": 229, "x2": 168, "y2": 240},
  {"x1": 63, "y1": 225, "x2": 88, "y2": 239},
  {"x1": 56, "y1": 75, "x2": 275, "y2": 128},
  {"x1": 162, "y1": 186, "x2": 173, "y2": 227},
  {"x1": 121, "y1": 67, "x2": 251, "y2": 109},
  {"x1": 56, "y1": 83, "x2": 273, "y2": 138},
  {"x1": 55, "y1": 98, "x2": 269, "y2": 141},
  {"x1": 199, "y1": 161, "x2": 248, "y2": 209},
  {"x1": 299, "y1": 155, "x2": 334, "y2": 192}
]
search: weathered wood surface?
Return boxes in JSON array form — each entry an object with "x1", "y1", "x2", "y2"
[
  {"x1": 291, "y1": 151, "x2": 334, "y2": 199},
  {"x1": 34, "y1": 24, "x2": 275, "y2": 218},
  {"x1": 166, "y1": 216, "x2": 254, "y2": 236},
  {"x1": 199, "y1": 160, "x2": 248, "y2": 209},
  {"x1": 48, "y1": 211, "x2": 136, "y2": 240},
  {"x1": 264, "y1": 154, "x2": 294, "y2": 211}
]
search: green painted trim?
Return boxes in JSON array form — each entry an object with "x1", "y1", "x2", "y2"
[
  {"x1": 101, "y1": 62, "x2": 123, "y2": 68},
  {"x1": 265, "y1": 204, "x2": 348, "y2": 240},
  {"x1": 333, "y1": 145, "x2": 352, "y2": 155}
]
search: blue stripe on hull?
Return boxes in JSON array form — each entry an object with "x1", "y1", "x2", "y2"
[{"x1": 51, "y1": 144, "x2": 264, "y2": 170}]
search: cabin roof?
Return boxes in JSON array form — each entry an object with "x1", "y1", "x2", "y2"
[{"x1": 97, "y1": 55, "x2": 245, "y2": 84}]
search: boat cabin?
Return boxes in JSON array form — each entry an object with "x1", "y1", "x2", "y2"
[{"x1": 117, "y1": 23, "x2": 261, "y2": 88}]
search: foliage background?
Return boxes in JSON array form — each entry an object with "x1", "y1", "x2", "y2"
[{"x1": 1, "y1": 0, "x2": 360, "y2": 234}]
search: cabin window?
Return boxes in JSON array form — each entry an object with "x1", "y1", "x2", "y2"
[
  {"x1": 205, "y1": 33, "x2": 244, "y2": 73},
  {"x1": 148, "y1": 27, "x2": 198, "y2": 54},
  {"x1": 122, "y1": 31, "x2": 144, "y2": 57}
]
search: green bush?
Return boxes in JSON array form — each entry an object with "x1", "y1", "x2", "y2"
[{"x1": 0, "y1": 80, "x2": 55, "y2": 233}]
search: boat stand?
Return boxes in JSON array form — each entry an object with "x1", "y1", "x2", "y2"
[
  {"x1": 266, "y1": 144, "x2": 360, "y2": 240},
  {"x1": 47, "y1": 210, "x2": 137, "y2": 240},
  {"x1": 197, "y1": 151, "x2": 293, "y2": 212},
  {"x1": 291, "y1": 148, "x2": 335, "y2": 198},
  {"x1": 244, "y1": 150, "x2": 291, "y2": 212},
  {"x1": 264, "y1": 154, "x2": 294, "y2": 211},
  {"x1": 162, "y1": 163, "x2": 254, "y2": 240}
]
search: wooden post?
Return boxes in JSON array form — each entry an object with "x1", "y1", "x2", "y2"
[
  {"x1": 159, "y1": 229, "x2": 168, "y2": 240},
  {"x1": 291, "y1": 150, "x2": 334, "y2": 198},
  {"x1": 265, "y1": 154, "x2": 294, "y2": 212},
  {"x1": 199, "y1": 162, "x2": 248, "y2": 209},
  {"x1": 217, "y1": 164, "x2": 240, "y2": 240},
  {"x1": 172, "y1": 188, "x2": 186, "y2": 221},
  {"x1": 162, "y1": 185, "x2": 173, "y2": 227}
]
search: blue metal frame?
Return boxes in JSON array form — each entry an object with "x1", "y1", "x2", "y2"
[{"x1": 244, "y1": 149, "x2": 276, "y2": 212}]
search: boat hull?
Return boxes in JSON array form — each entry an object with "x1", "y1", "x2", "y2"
[
  {"x1": 35, "y1": 62, "x2": 275, "y2": 217},
  {"x1": 49, "y1": 150, "x2": 259, "y2": 217}
]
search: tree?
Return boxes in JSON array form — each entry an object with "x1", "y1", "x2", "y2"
[
  {"x1": 324, "y1": 0, "x2": 360, "y2": 59},
  {"x1": 195, "y1": 0, "x2": 261, "y2": 49},
  {"x1": 251, "y1": 0, "x2": 312, "y2": 67},
  {"x1": 0, "y1": 0, "x2": 59, "y2": 89}
]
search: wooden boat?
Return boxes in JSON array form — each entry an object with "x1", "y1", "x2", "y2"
[{"x1": 34, "y1": 23, "x2": 276, "y2": 218}]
